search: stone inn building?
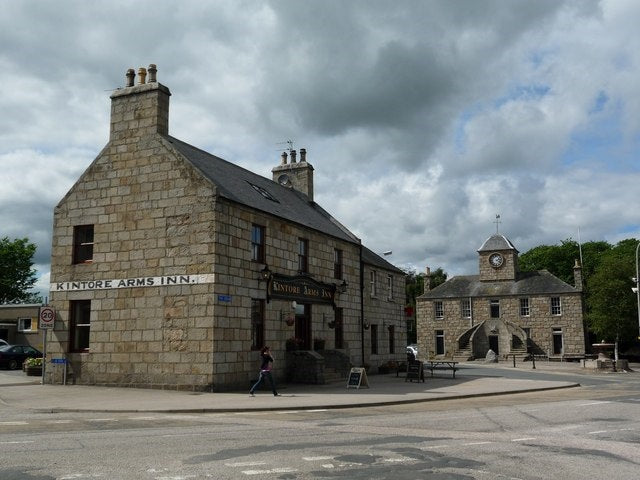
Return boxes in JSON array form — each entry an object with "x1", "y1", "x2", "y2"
[
  {"x1": 416, "y1": 233, "x2": 586, "y2": 361},
  {"x1": 46, "y1": 65, "x2": 405, "y2": 391}
]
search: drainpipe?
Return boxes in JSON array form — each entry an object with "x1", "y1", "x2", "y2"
[{"x1": 360, "y1": 244, "x2": 365, "y2": 367}]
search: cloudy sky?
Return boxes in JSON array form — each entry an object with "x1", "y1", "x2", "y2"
[{"x1": 2, "y1": 0, "x2": 639, "y2": 297}]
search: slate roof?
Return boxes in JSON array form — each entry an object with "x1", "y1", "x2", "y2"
[
  {"x1": 418, "y1": 270, "x2": 579, "y2": 299},
  {"x1": 165, "y1": 136, "x2": 361, "y2": 246},
  {"x1": 361, "y1": 246, "x2": 405, "y2": 274},
  {"x1": 478, "y1": 234, "x2": 518, "y2": 253}
]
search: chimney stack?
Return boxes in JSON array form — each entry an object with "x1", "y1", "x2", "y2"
[
  {"x1": 271, "y1": 146, "x2": 314, "y2": 201},
  {"x1": 424, "y1": 267, "x2": 431, "y2": 293},
  {"x1": 110, "y1": 64, "x2": 171, "y2": 140}
]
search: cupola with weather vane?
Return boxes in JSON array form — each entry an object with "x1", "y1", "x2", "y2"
[{"x1": 477, "y1": 215, "x2": 519, "y2": 281}]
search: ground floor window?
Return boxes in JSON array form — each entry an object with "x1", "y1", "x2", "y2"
[
  {"x1": 251, "y1": 299, "x2": 264, "y2": 350},
  {"x1": 435, "y1": 329, "x2": 445, "y2": 355},
  {"x1": 371, "y1": 324, "x2": 378, "y2": 355},
  {"x1": 388, "y1": 325, "x2": 395, "y2": 354},
  {"x1": 70, "y1": 300, "x2": 91, "y2": 352}
]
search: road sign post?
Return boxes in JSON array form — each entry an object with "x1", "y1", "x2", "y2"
[{"x1": 38, "y1": 306, "x2": 56, "y2": 384}]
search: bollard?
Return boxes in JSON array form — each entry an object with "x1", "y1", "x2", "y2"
[
  {"x1": 532, "y1": 354, "x2": 536, "y2": 369},
  {"x1": 512, "y1": 354, "x2": 516, "y2": 368}
]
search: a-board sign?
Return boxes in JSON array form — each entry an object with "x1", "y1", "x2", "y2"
[
  {"x1": 405, "y1": 361, "x2": 424, "y2": 382},
  {"x1": 346, "y1": 367, "x2": 369, "y2": 389}
]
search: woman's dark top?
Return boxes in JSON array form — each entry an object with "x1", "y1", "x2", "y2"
[{"x1": 260, "y1": 353, "x2": 274, "y2": 371}]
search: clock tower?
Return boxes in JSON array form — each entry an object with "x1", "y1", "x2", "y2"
[{"x1": 478, "y1": 234, "x2": 519, "y2": 281}]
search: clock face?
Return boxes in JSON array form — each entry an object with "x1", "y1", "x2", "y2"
[{"x1": 489, "y1": 253, "x2": 504, "y2": 268}]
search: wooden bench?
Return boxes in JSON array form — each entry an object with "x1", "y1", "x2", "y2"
[{"x1": 424, "y1": 360, "x2": 459, "y2": 378}]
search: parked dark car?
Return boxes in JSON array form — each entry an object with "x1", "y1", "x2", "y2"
[{"x1": 0, "y1": 345, "x2": 43, "y2": 370}]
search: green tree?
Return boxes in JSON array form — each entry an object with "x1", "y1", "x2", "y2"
[
  {"x1": 586, "y1": 239, "x2": 639, "y2": 348},
  {"x1": 519, "y1": 238, "x2": 611, "y2": 285},
  {"x1": 0, "y1": 237, "x2": 41, "y2": 303}
]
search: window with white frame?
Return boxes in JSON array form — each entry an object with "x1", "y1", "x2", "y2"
[
  {"x1": 520, "y1": 298, "x2": 530, "y2": 317},
  {"x1": 550, "y1": 297, "x2": 562, "y2": 315},
  {"x1": 18, "y1": 318, "x2": 34, "y2": 332},
  {"x1": 434, "y1": 301, "x2": 444, "y2": 319},
  {"x1": 387, "y1": 274, "x2": 393, "y2": 301},
  {"x1": 370, "y1": 271, "x2": 377, "y2": 297},
  {"x1": 461, "y1": 299, "x2": 471, "y2": 318}
]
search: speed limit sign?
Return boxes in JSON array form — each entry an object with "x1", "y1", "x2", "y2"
[{"x1": 39, "y1": 306, "x2": 56, "y2": 330}]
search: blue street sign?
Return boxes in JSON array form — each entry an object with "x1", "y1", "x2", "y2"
[
  {"x1": 51, "y1": 358, "x2": 67, "y2": 364},
  {"x1": 218, "y1": 295, "x2": 232, "y2": 303}
]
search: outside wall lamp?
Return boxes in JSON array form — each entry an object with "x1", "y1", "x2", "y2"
[
  {"x1": 337, "y1": 279, "x2": 348, "y2": 294},
  {"x1": 259, "y1": 264, "x2": 271, "y2": 281}
]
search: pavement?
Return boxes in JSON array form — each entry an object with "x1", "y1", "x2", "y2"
[{"x1": 0, "y1": 361, "x2": 634, "y2": 414}]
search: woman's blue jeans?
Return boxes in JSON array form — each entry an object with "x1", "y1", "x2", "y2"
[{"x1": 250, "y1": 370, "x2": 277, "y2": 394}]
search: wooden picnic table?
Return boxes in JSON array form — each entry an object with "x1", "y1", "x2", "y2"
[{"x1": 424, "y1": 360, "x2": 459, "y2": 378}]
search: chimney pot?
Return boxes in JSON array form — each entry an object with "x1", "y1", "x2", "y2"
[
  {"x1": 290, "y1": 149, "x2": 297, "y2": 163},
  {"x1": 148, "y1": 64, "x2": 157, "y2": 83},
  {"x1": 300, "y1": 148, "x2": 306, "y2": 162},
  {"x1": 137, "y1": 67, "x2": 147, "y2": 84},
  {"x1": 125, "y1": 68, "x2": 135, "y2": 87},
  {"x1": 280, "y1": 151, "x2": 288, "y2": 165}
]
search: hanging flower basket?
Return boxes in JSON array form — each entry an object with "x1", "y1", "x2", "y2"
[{"x1": 285, "y1": 316, "x2": 295, "y2": 326}]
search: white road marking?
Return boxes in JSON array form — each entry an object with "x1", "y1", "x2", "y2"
[
  {"x1": 588, "y1": 430, "x2": 608, "y2": 434},
  {"x1": 242, "y1": 468, "x2": 297, "y2": 475},
  {"x1": 46, "y1": 419, "x2": 74, "y2": 424},
  {"x1": 0, "y1": 441, "x2": 35, "y2": 444},
  {"x1": 302, "y1": 456, "x2": 334, "y2": 461},
  {"x1": 422, "y1": 444, "x2": 448, "y2": 449},
  {"x1": 225, "y1": 462, "x2": 267, "y2": 467},
  {"x1": 129, "y1": 416, "x2": 159, "y2": 420},
  {"x1": 307, "y1": 409, "x2": 329, "y2": 412},
  {"x1": 512, "y1": 437, "x2": 536, "y2": 442},
  {"x1": 0, "y1": 421, "x2": 28, "y2": 425},
  {"x1": 276, "y1": 410, "x2": 300, "y2": 414},
  {"x1": 578, "y1": 401, "x2": 612, "y2": 406},
  {"x1": 87, "y1": 418, "x2": 118, "y2": 422},
  {"x1": 462, "y1": 441, "x2": 494, "y2": 446}
]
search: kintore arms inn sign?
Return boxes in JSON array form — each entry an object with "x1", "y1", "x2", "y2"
[{"x1": 50, "y1": 274, "x2": 215, "y2": 292}]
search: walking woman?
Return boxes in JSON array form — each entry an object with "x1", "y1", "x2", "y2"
[{"x1": 249, "y1": 346, "x2": 280, "y2": 396}]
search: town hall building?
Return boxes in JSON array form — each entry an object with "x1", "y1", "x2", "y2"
[
  {"x1": 46, "y1": 65, "x2": 405, "y2": 391},
  {"x1": 416, "y1": 233, "x2": 586, "y2": 361}
]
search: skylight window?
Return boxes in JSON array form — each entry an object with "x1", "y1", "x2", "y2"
[{"x1": 248, "y1": 182, "x2": 279, "y2": 203}]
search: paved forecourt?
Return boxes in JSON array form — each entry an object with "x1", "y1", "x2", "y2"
[{"x1": 0, "y1": 362, "x2": 587, "y2": 413}]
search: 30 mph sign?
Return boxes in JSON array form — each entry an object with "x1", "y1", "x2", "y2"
[{"x1": 39, "y1": 306, "x2": 55, "y2": 330}]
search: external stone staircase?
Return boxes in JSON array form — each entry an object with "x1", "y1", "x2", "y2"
[{"x1": 322, "y1": 366, "x2": 344, "y2": 384}]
